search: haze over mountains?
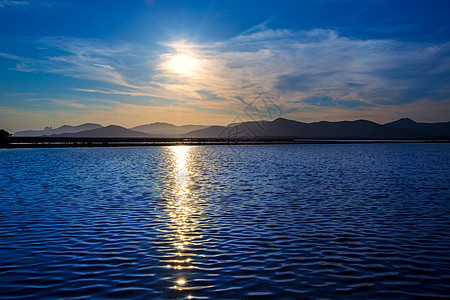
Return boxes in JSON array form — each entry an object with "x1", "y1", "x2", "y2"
[
  {"x1": 14, "y1": 122, "x2": 206, "y2": 138},
  {"x1": 14, "y1": 123, "x2": 102, "y2": 137},
  {"x1": 13, "y1": 118, "x2": 450, "y2": 139},
  {"x1": 130, "y1": 123, "x2": 207, "y2": 136},
  {"x1": 185, "y1": 118, "x2": 450, "y2": 138},
  {"x1": 50, "y1": 125, "x2": 150, "y2": 138}
]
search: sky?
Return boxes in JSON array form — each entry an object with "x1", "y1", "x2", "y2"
[{"x1": 1, "y1": 0, "x2": 449, "y2": 132}]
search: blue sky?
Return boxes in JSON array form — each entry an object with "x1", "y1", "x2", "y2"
[{"x1": 1, "y1": 0, "x2": 449, "y2": 132}]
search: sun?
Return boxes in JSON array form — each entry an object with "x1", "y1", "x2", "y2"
[{"x1": 168, "y1": 54, "x2": 198, "y2": 74}]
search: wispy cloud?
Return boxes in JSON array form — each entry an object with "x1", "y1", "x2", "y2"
[
  {"x1": 39, "y1": 37, "x2": 136, "y2": 87},
  {"x1": 1, "y1": 28, "x2": 449, "y2": 123},
  {"x1": 158, "y1": 29, "x2": 450, "y2": 112},
  {"x1": 237, "y1": 15, "x2": 277, "y2": 37},
  {"x1": 49, "y1": 99, "x2": 88, "y2": 109},
  {"x1": 0, "y1": 0, "x2": 63, "y2": 9},
  {"x1": 0, "y1": 0, "x2": 30, "y2": 8},
  {"x1": 301, "y1": 96, "x2": 373, "y2": 109},
  {"x1": 17, "y1": 97, "x2": 91, "y2": 110},
  {"x1": 0, "y1": 52, "x2": 25, "y2": 60}
]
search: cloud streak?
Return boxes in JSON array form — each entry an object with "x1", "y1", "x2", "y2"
[
  {"x1": 158, "y1": 28, "x2": 450, "y2": 118},
  {"x1": 0, "y1": 0, "x2": 30, "y2": 8},
  {"x1": 0, "y1": 0, "x2": 62, "y2": 9},
  {"x1": 2, "y1": 28, "x2": 449, "y2": 123}
]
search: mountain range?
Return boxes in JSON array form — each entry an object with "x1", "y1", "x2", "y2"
[
  {"x1": 14, "y1": 123, "x2": 102, "y2": 137},
  {"x1": 185, "y1": 118, "x2": 450, "y2": 138},
  {"x1": 14, "y1": 122, "x2": 206, "y2": 138},
  {"x1": 13, "y1": 118, "x2": 450, "y2": 139},
  {"x1": 130, "y1": 123, "x2": 207, "y2": 136}
]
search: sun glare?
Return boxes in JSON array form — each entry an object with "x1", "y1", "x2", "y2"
[{"x1": 168, "y1": 54, "x2": 198, "y2": 74}]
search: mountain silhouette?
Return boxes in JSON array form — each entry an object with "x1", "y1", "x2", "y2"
[
  {"x1": 385, "y1": 118, "x2": 450, "y2": 137},
  {"x1": 130, "y1": 122, "x2": 206, "y2": 136},
  {"x1": 51, "y1": 125, "x2": 150, "y2": 138},
  {"x1": 384, "y1": 118, "x2": 417, "y2": 129},
  {"x1": 14, "y1": 123, "x2": 102, "y2": 137},
  {"x1": 184, "y1": 118, "x2": 420, "y2": 138},
  {"x1": 12, "y1": 118, "x2": 450, "y2": 139}
]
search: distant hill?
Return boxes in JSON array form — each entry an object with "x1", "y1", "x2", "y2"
[
  {"x1": 384, "y1": 118, "x2": 450, "y2": 137},
  {"x1": 14, "y1": 123, "x2": 102, "y2": 137},
  {"x1": 51, "y1": 125, "x2": 150, "y2": 138},
  {"x1": 130, "y1": 122, "x2": 207, "y2": 137},
  {"x1": 12, "y1": 118, "x2": 450, "y2": 139},
  {"x1": 184, "y1": 118, "x2": 422, "y2": 139}
]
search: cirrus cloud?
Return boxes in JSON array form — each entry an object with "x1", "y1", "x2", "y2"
[{"x1": 2, "y1": 28, "x2": 449, "y2": 123}]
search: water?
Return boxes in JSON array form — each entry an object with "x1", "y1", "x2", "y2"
[{"x1": 0, "y1": 144, "x2": 449, "y2": 299}]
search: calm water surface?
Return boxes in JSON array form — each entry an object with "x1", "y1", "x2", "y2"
[{"x1": 0, "y1": 144, "x2": 449, "y2": 299}]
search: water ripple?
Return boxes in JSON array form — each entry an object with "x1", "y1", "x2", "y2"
[{"x1": 0, "y1": 144, "x2": 449, "y2": 299}]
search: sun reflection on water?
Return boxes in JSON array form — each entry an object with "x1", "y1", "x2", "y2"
[{"x1": 164, "y1": 146, "x2": 200, "y2": 293}]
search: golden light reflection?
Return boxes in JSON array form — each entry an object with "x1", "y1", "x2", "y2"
[{"x1": 164, "y1": 145, "x2": 201, "y2": 292}]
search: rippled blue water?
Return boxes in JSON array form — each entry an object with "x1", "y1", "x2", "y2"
[{"x1": 0, "y1": 144, "x2": 449, "y2": 299}]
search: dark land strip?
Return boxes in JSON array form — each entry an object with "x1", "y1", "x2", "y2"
[{"x1": 1, "y1": 137, "x2": 449, "y2": 148}]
